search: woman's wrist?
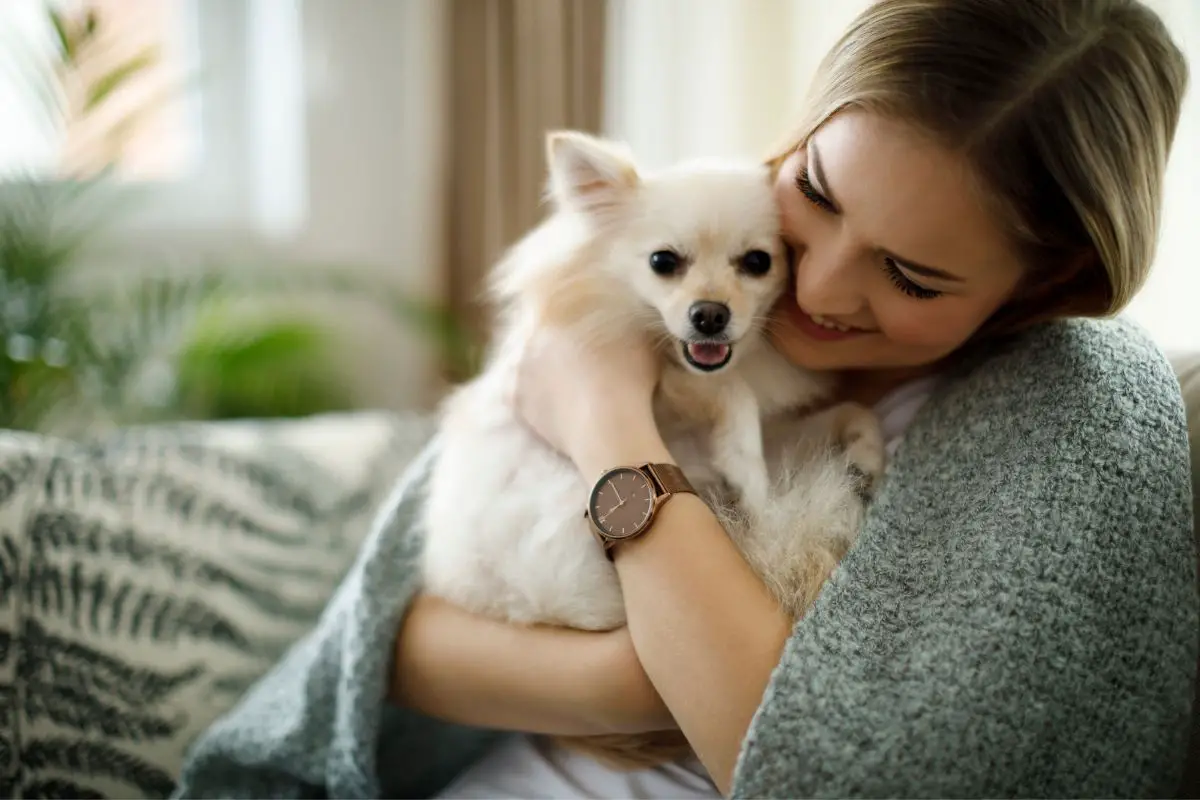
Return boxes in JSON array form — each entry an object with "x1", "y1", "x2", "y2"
[
  {"x1": 575, "y1": 431, "x2": 674, "y2": 480},
  {"x1": 570, "y1": 402, "x2": 672, "y2": 478}
]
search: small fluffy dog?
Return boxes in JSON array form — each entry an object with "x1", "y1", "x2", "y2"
[{"x1": 420, "y1": 131, "x2": 885, "y2": 768}]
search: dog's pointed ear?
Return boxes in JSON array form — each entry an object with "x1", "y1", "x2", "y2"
[{"x1": 545, "y1": 131, "x2": 639, "y2": 215}]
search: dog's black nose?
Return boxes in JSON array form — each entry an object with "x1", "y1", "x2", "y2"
[{"x1": 689, "y1": 301, "x2": 730, "y2": 336}]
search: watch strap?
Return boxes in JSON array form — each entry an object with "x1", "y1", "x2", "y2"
[{"x1": 644, "y1": 462, "x2": 695, "y2": 498}]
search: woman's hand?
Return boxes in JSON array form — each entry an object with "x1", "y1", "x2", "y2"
[
  {"x1": 389, "y1": 593, "x2": 675, "y2": 736},
  {"x1": 513, "y1": 327, "x2": 671, "y2": 476}
]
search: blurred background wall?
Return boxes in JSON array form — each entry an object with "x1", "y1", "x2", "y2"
[{"x1": 0, "y1": 0, "x2": 1196, "y2": 432}]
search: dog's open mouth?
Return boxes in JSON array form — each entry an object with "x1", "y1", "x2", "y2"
[{"x1": 681, "y1": 340, "x2": 733, "y2": 372}]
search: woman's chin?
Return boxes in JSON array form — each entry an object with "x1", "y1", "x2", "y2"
[
  {"x1": 770, "y1": 326, "x2": 957, "y2": 384},
  {"x1": 769, "y1": 327, "x2": 874, "y2": 372}
]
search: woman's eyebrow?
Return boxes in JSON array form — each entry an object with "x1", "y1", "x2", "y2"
[{"x1": 809, "y1": 140, "x2": 965, "y2": 284}]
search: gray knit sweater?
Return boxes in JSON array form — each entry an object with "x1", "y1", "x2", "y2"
[{"x1": 174, "y1": 318, "x2": 1197, "y2": 799}]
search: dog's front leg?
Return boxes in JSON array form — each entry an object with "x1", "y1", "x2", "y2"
[
  {"x1": 710, "y1": 380, "x2": 771, "y2": 515},
  {"x1": 801, "y1": 401, "x2": 887, "y2": 500}
]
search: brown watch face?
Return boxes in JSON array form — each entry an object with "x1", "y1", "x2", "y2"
[{"x1": 589, "y1": 467, "x2": 656, "y2": 539}]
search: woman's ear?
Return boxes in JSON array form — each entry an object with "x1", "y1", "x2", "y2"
[{"x1": 545, "y1": 130, "x2": 640, "y2": 216}]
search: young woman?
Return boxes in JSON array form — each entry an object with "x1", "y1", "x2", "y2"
[
  {"x1": 175, "y1": 1, "x2": 1196, "y2": 798},
  {"x1": 393, "y1": 0, "x2": 1195, "y2": 796}
]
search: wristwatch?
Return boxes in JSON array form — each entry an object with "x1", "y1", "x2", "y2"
[{"x1": 584, "y1": 462, "x2": 697, "y2": 559}]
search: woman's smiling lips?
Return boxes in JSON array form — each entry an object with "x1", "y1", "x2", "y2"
[{"x1": 783, "y1": 301, "x2": 875, "y2": 342}]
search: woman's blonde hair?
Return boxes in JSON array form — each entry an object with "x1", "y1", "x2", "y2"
[{"x1": 769, "y1": 0, "x2": 1189, "y2": 334}]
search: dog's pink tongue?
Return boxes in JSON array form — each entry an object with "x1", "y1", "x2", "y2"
[{"x1": 688, "y1": 342, "x2": 730, "y2": 365}]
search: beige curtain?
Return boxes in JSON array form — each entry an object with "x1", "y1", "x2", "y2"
[{"x1": 442, "y1": 0, "x2": 607, "y2": 361}]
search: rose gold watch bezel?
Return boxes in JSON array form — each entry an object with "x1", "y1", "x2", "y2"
[
  {"x1": 586, "y1": 466, "x2": 655, "y2": 540},
  {"x1": 584, "y1": 463, "x2": 695, "y2": 557}
]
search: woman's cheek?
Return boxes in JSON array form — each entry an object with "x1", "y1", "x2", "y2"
[
  {"x1": 873, "y1": 296, "x2": 981, "y2": 348},
  {"x1": 776, "y1": 196, "x2": 820, "y2": 248}
]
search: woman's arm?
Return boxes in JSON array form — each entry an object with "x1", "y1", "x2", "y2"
[
  {"x1": 509, "y1": 329, "x2": 795, "y2": 793},
  {"x1": 389, "y1": 593, "x2": 676, "y2": 736},
  {"x1": 575, "y1": 426, "x2": 792, "y2": 795}
]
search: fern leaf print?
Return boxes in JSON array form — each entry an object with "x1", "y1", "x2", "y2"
[{"x1": 0, "y1": 413, "x2": 429, "y2": 796}]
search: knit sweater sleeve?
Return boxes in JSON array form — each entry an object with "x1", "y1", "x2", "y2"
[{"x1": 730, "y1": 319, "x2": 1198, "y2": 798}]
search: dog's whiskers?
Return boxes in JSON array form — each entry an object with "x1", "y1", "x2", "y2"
[{"x1": 762, "y1": 316, "x2": 790, "y2": 337}]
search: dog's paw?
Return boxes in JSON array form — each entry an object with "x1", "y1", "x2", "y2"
[
  {"x1": 831, "y1": 403, "x2": 886, "y2": 500},
  {"x1": 727, "y1": 463, "x2": 772, "y2": 515}
]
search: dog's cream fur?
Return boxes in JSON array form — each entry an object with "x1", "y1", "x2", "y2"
[{"x1": 418, "y1": 131, "x2": 886, "y2": 767}]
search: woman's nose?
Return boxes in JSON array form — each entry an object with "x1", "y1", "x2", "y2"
[{"x1": 793, "y1": 247, "x2": 863, "y2": 316}]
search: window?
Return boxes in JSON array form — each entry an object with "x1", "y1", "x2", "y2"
[
  {"x1": 0, "y1": 0, "x2": 308, "y2": 234},
  {"x1": 0, "y1": 0, "x2": 196, "y2": 181},
  {"x1": 0, "y1": 0, "x2": 59, "y2": 178}
]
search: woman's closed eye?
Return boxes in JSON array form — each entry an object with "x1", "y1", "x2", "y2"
[
  {"x1": 795, "y1": 166, "x2": 944, "y2": 301},
  {"x1": 794, "y1": 167, "x2": 835, "y2": 213},
  {"x1": 882, "y1": 258, "x2": 942, "y2": 300}
]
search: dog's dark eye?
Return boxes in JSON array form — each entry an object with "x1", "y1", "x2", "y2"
[
  {"x1": 649, "y1": 250, "x2": 682, "y2": 275},
  {"x1": 739, "y1": 250, "x2": 772, "y2": 276}
]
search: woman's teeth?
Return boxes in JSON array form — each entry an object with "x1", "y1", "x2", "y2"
[{"x1": 809, "y1": 313, "x2": 854, "y2": 333}]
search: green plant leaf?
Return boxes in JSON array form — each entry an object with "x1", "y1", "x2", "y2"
[
  {"x1": 85, "y1": 47, "x2": 159, "y2": 113},
  {"x1": 0, "y1": 181, "x2": 480, "y2": 430},
  {"x1": 0, "y1": 4, "x2": 474, "y2": 430},
  {"x1": 174, "y1": 316, "x2": 353, "y2": 421},
  {"x1": 47, "y1": 8, "x2": 74, "y2": 64}
]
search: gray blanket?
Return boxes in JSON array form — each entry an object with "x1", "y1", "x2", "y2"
[{"x1": 174, "y1": 319, "x2": 1198, "y2": 798}]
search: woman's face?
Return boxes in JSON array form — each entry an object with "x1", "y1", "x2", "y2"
[{"x1": 770, "y1": 110, "x2": 1026, "y2": 377}]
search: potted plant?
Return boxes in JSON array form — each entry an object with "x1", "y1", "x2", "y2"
[{"x1": 0, "y1": 2, "x2": 478, "y2": 432}]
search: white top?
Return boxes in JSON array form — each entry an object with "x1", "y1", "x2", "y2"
[{"x1": 435, "y1": 377, "x2": 939, "y2": 799}]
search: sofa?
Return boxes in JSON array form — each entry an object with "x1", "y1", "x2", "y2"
[{"x1": 0, "y1": 355, "x2": 1196, "y2": 798}]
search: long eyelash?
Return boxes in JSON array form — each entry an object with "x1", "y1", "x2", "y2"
[
  {"x1": 794, "y1": 168, "x2": 835, "y2": 212},
  {"x1": 883, "y1": 258, "x2": 942, "y2": 300}
]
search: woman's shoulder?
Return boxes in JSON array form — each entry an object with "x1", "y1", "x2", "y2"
[
  {"x1": 920, "y1": 317, "x2": 1188, "y2": 463},
  {"x1": 878, "y1": 317, "x2": 1192, "y2": 612},
  {"x1": 879, "y1": 317, "x2": 1193, "y2": 615},
  {"x1": 957, "y1": 316, "x2": 1181, "y2": 412},
  {"x1": 733, "y1": 317, "x2": 1198, "y2": 798}
]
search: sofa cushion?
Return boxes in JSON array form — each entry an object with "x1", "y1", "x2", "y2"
[
  {"x1": 1170, "y1": 351, "x2": 1200, "y2": 799},
  {"x1": 1171, "y1": 352, "x2": 1200, "y2": 518},
  {"x1": 0, "y1": 411, "x2": 433, "y2": 799}
]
